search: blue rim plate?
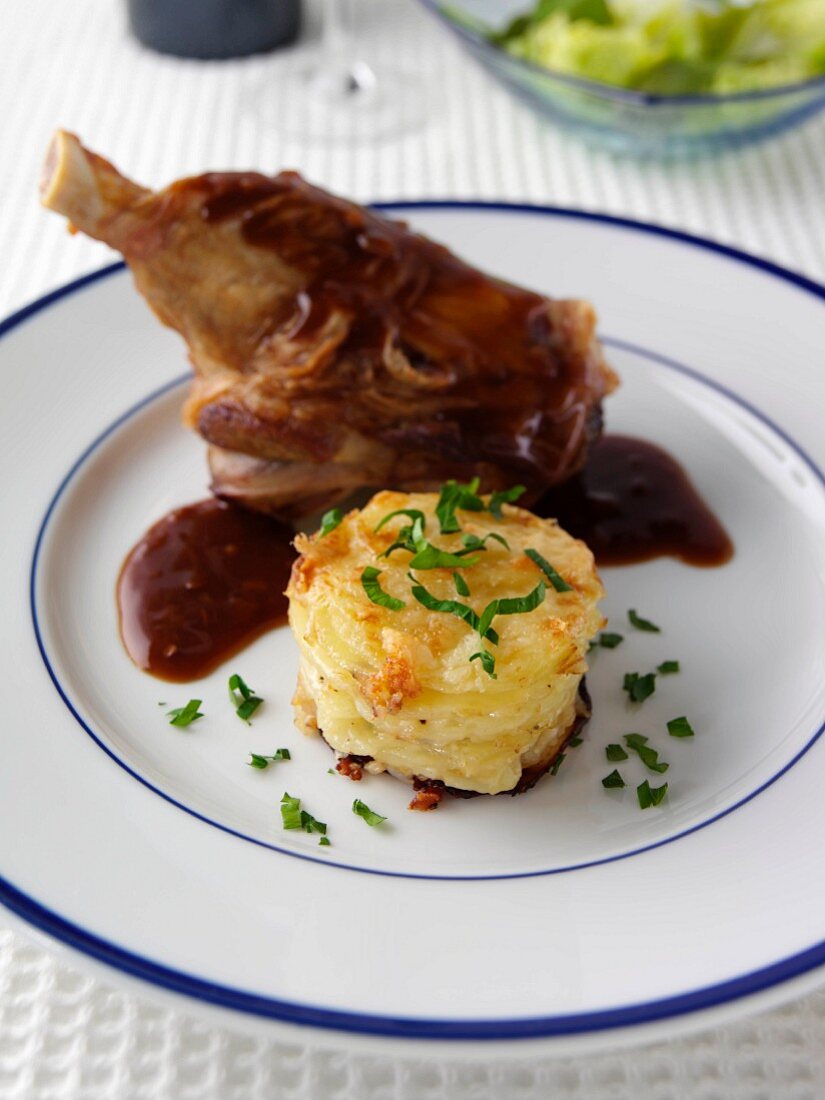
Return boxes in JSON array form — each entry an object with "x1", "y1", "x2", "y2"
[{"x1": 4, "y1": 203, "x2": 825, "y2": 1045}]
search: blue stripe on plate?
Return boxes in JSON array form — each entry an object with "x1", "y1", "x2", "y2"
[{"x1": 7, "y1": 204, "x2": 825, "y2": 1036}]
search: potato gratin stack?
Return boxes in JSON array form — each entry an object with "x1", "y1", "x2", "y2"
[{"x1": 287, "y1": 485, "x2": 604, "y2": 807}]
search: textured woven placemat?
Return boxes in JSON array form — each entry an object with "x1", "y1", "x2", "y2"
[{"x1": 4, "y1": 0, "x2": 825, "y2": 1095}]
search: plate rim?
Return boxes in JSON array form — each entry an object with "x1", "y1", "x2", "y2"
[
  {"x1": 6, "y1": 201, "x2": 825, "y2": 1040},
  {"x1": 29, "y1": 338, "x2": 825, "y2": 881}
]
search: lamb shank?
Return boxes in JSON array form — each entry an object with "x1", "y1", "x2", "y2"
[{"x1": 40, "y1": 131, "x2": 617, "y2": 517}]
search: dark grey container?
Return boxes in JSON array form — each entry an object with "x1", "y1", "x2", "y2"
[{"x1": 127, "y1": 0, "x2": 302, "y2": 60}]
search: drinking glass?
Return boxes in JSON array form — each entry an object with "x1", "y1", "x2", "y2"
[{"x1": 265, "y1": 0, "x2": 426, "y2": 141}]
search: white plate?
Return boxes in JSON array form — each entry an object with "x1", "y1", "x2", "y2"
[{"x1": 4, "y1": 204, "x2": 825, "y2": 1052}]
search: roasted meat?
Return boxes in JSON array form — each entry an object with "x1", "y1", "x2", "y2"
[{"x1": 40, "y1": 131, "x2": 617, "y2": 517}]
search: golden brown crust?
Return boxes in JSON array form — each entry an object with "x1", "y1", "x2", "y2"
[
  {"x1": 287, "y1": 491, "x2": 604, "y2": 797},
  {"x1": 358, "y1": 654, "x2": 421, "y2": 717}
]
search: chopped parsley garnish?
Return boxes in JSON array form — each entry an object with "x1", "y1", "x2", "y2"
[
  {"x1": 237, "y1": 696, "x2": 262, "y2": 723},
  {"x1": 411, "y1": 573, "x2": 543, "y2": 675},
  {"x1": 280, "y1": 792, "x2": 303, "y2": 830},
  {"x1": 435, "y1": 478, "x2": 484, "y2": 533},
  {"x1": 453, "y1": 571, "x2": 470, "y2": 597},
  {"x1": 319, "y1": 836, "x2": 331, "y2": 846},
  {"x1": 368, "y1": 483, "x2": 564, "y2": 680},
  {"x1": 602, "y1": 769, "x2": 625, "y2": 789},
  {"x1": 596, "y1": 632, "x2": 624, "y2": 649},
  {"x1": 361, "y1": 566, "x2": 405, "y2": 611},
  {"x1": 409, "y1": 577, "x2": 489, "y2": 636},
  {"x1": 167, "y1": 699, "x2": 203, "y2": 727},
  {"x1": 461, "y1": 531, "x2": 510, "y2": 552},
  {"x1": 625, "y1": 733, "x2": 668, "y2": 774},
  {"x1": 606, "y1": 743, "x2": 628, "y2": 761},
  {"x1": 550, "y1": 753, "x2": 566, "y2": 776},
  {"x1": 657, "y1": 660, "x2": 680, "y2": 674},
  {"x1": 352, "y1": 799, "x2": 387, "y2": 827},
  {"x1": 375, "y1": 508, "x2": 427, "y2": 535},
  {"x1": 228, "y1": 673, "x2": 263, "y2": 723},
  {"x1": 377, "y1": 514, "x2": 422, "y2": 559},
  {"x1": 524, "y1": 548, "x2": 573, "y2": 592},
  {"x1": 280, "y1": 793, "x2": 327, "y2": 835},
  {"x1": 319, "y1": 508, "x2": 343, "y2": 537},
  {"x1": 477, "y1": 581, "x2": 546, "y2": 640},
  {"x1": 376, "y1": 508, "x2": 480, "y2": 569},
  {"x1": 628, "y1": 609, "x2": 661, "y2": 633},
  {"x1": 470, "y1": 650, "x2": 497, "y2": 678},
  {"x1": 488, "y1": 485, "x2": 526, "y2": 519},
  {"x1": 637, "y1": 780, "x2": 668, "y2": 809},
  {"x1": 248, "y1": 749, "x2": 291, "y2": 769},
  {"x1": 569, "y1": 736, "x2": 583, "y2": 747},
  {"x1": 408, "y1": 543, "x2": 480, "y2": 570},
  {"x1": 623, "y1": 671, "x2": 656, "y2": 703},
  {"x1": 667, "y1": 716, "x2": 695, "y2": 738}
]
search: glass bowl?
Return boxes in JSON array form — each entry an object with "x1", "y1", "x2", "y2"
[{"x1": 417, "y1": 0, "x2": 825, "y2": 156}]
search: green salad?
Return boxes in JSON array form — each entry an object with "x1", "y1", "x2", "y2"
[{"x1": 481, "y1": 0, "x2": 825, "y2": 95}]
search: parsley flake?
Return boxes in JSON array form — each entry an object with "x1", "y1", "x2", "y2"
[
  {"x1": 167, "y1": 699, "x2": 203, "y2": 727},
  {"x1": 524, "y1": 548, "x2": 573, "y2": 592},
  {"x1": 248, "y1": 749, "x2": 291, "y2": 770},
  {"x1": 657, "y1": 660, "x2": 680, "y2": 674},
  {"x1": 228, "y1": 674, "x2": 263, "y2": 723},
  {"x1": 628, "y1": 609, "x2": 661, "y2": 632},
  {"x1": 477, "y1": 581, "x2": 546, "y2": 640},
  {"x1": 488, "y1": 485, "x2": 526, "y2": 519},
  {"x1": 637, "y1": 780, "x2": 668, "y2": 809},
  {"x1": 352, "y1": 799, "x2": 387, "y2": 827},
  {"x1": 280, "y1": 792, "x2": 327, "y2": 835},
  {"x1": 435, "y1": 479, "x2": 484, "y2": 534},
  {"x1": 470, "y1": 650, "x2": 497, "y2": 678},
  {"x1": 602, "y1": 769, "x2": 626, "y2": 789},
  {"x1": 319, "y1": 836, "x2": 331, "y2": 846},
  {"x1": 667, "y1": 716, "x2": 695, "y2": 738},
  {"x1": 597, "y1": 632, "x2": 624, "y2": 649},
  {"x1": 550, "y1": 753, "x2": 566, "y2": 776},
  {"x1": 625, "y1": 733, "x2": 668, "y2": 774},
  {"x1": 623, "y1": 671, "x2": 656, "y2": 703},
  {"x1": 375, "y1": 508, "x2": 427, "y2": 535},
  {"x1": 375, "y1": 510, "x2": 427, "y2": 558},
  {"x1": 410, "y1": 577, "x2": 488, "y2": 636},
  {"x1": 408, "y1": 543, "x2": 480, "y2": 570},
  {"x1": 461, "y1": 531, "x2": 510, "y2": 552},
  {"x1": 375, "y1": 508, "x2": 482, "y2": 570},
  {"x1": 569, "y1": 736, "x2": 583, "y2": 747},
  {"x1": 237, "y1": 696, "x2": 262, "y2": 722},
  {"x1": 319, "y1": 508, "x2": 343, "y2": 537},
  {"x1": 453, "y1": 572, "x2": 471, "y2": 597},
  {"x1": 361, "y1": 566, "x2": 405, "y2": 611},
  {"x1": 606, "y1": 743, "x2": 628, "y2": 761}
]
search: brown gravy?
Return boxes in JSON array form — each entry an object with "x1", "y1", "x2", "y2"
[
  {"x1": 117, "y1": 435, "x2": 731, "y2": 680},
  {"x1": 117, "y1": 498, "x2": 296, "y2": 682},
  {"x1": 534, "y1": 434, "x2": 733, "y2": 567}
]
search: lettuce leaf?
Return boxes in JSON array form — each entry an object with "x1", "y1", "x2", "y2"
[{"x1": 491, "y1": 0, "x2": 825, "y2": 92}]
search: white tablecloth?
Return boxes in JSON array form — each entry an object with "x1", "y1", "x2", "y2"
[{"x1": 4, "y1": 0, "x2": 825, "y2": 1095}]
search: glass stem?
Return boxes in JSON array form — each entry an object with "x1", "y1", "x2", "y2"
[
  {"x1": 315, "y1": 0, "x2": 376, "y2": 98},
  {"x1": 320, "y1": 0, "x2": 350, "y2": 67}
]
